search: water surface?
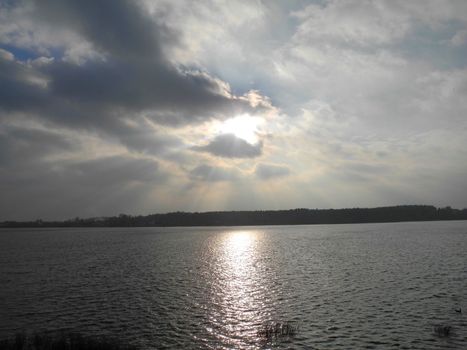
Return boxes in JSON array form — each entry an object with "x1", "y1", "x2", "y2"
[{"x1": 1, "y1": 221, "x2": 466, "y2": 349}]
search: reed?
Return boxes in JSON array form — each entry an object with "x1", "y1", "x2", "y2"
[
  {"x1": 257, "y1": 321, "x2": 299, "y2": 340},
  {"x1": 433, "y1": 325, "x2": 451, "y2": 337}
]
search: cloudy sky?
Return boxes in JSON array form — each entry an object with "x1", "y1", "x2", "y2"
[{"x1": 1, "y1": 0, "x2": 467, "y2": 220}]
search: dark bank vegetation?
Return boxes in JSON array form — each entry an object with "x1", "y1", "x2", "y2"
[
  {"x1": 1, "y1": 205, "x2": 467, "y2": 228},
  {"x1": 0, "y1": 332, "x2": 137, "y2": 350}
]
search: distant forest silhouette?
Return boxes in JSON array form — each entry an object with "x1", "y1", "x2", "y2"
[{"x1": 1, "y1": 205, "x2": 466, "y2": 228}]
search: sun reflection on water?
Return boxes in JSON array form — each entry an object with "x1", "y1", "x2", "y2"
[
  {"x1": 225, "y1": 231, "x2": 255, "y2": 259},
  {"x1": 206, "y1": 230, "x2": 271, "y2": 348}
]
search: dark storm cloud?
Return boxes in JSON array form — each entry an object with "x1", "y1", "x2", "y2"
[
  {"x1": 36, "y1": 0, "x2": 167, "y2": 61},
  {"x1": 113, "y1": 121, "x2": 182, "y2": 157},
  {"x1": 0, "y1": 0, "x2": 258, "y2": 137},
  {"x1": 43, "y1": 60, "x2": 245, "y2": 120},
  {"x1": 190, "y1": 164, "x2": 239, "y2": 182},
  {"x1": 0, "y1": 56, "x2": 48, "y2": 112},
  {"x1": 194, "y1": 133, "x2": 263, "y2": 158},
  {"x1": 255, "y1": 163, "x2": 290, "y2": 180},
  {"x1": 31, "y1": 0, "x2": 255, "y2": 121}
]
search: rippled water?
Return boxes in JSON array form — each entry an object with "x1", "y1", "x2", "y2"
[{"x1": 1, "y1": 221, "x2": 467, "y2": 349}]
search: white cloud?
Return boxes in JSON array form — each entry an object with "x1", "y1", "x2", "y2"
[{"x1": 292, "y1": 1, "x2": 411, "y2": 46}]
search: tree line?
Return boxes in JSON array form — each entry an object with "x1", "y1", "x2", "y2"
[{"x1": 1, "y1": 205, "x2": 467, "y2": 228}]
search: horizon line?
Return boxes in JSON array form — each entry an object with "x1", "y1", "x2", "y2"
[{"x1": 1, "y1": 204, "x2": 465, "y2": 225}]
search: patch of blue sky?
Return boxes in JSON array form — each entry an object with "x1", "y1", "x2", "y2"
[
  {"x1": 0, "y1": 44, "x2": 38, "y2": 61},
  {"x1": 0, "y1": 44, "x2": 63, "y2": 62}
]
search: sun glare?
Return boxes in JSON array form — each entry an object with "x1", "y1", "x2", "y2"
[
  {"x1": 227, "y1": 231, "x2": 255, "y2": 253},
  {"x1": 218, "y1": 114, "x2": 261, "y2": 144}
]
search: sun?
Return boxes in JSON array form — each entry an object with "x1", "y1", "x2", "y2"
[{"x1": 218, "y1": 114, "x2": 261, "y2": 144}]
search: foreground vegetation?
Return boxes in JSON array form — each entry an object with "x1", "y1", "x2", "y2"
[
  {"x1": 257, "y1": 321, "x2": 299, "y2": 339},
  {"x1": 1, "y1": 205, "x2": 466, "y2": 228},
  {"x1": 0, "y1": 333, "x2": 137, "y2": 350}
]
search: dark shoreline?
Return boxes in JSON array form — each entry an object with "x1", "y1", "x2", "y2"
[
  {"x1": 0, "y1": 332, "x2": 137, "y2": 350},
  {"x1": 1, "y1": 205, "x2": 466, "y2": 228}
]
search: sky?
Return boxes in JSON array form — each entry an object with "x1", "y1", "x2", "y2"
[{"x1": 1, "y1": 0, "x2": 467, "y2": 221}]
